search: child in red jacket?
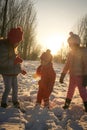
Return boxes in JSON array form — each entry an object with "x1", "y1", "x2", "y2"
[{"x1": 35, "y1": 49, "x2": 56, "y2": 108}]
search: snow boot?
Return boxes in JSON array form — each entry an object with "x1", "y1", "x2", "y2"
[
  {"x1": 63, "y1": 98, "x2": 71, "y2": 109},
  {"x1": 1, "y1": 102, "x2": 8, "y2": 108},
  {"x1": 83, "y1": 102, "x2": 87, "y2": 112},
  {"x1": 13, "y1": 101, "x2": 20, "y2": 108},
  {"x1": 43, "y1": 98, "x2": 50, "y2": 109}
]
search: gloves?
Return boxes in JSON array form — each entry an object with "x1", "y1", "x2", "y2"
[
  {"x1": 59, "y1": 73, "x2": 66, "y2": 83},
  {"x1": 14, "y1": 56, "x2": 23, "y2": 64},
  {"x1": 21, "y1": 70, "x2": 27, "y2": 75}
]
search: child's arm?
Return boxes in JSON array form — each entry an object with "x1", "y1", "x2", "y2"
[
  {"x1": 33, "y1": 65, "x2": 42, "y2": 78},
  {"x1": 14, "y1": 56, "x2": 27, "y2": 75},
  {"x1": 21, "y1": 70, "x2": 27, "y2": 75},
  {"x1": 59, "y1": 53, "x2": 71, "y2": 83},
  {"x1": 14, "y1": 56, "x2": 23, "y2": 64},
  {"x1": 36, "y1": 65, "x2": 42, "y2": 76}
]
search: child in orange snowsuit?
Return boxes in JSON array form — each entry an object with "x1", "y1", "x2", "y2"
[{"x1": 36, "y1": 49, "x2": 56, "y2": 108}]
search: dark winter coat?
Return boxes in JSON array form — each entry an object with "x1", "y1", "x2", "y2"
[{"x1": 0, "y1": 39, "x2": 21, "y2": 75}]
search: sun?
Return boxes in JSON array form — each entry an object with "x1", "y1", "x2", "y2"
[{"x1": 43, "y1": 34, "x2": 66, "y2": 55}]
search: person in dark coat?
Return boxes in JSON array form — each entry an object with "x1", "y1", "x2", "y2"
[{"x1": 0, "y1": 27, "x2": 26, "y2": 108}]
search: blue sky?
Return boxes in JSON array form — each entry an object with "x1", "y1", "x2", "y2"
[{"x1": 35, "y1": 0, "x2": 87, "y2": 53}]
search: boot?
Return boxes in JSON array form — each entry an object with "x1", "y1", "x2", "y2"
[
  {"x1": 1, "y1": 102, "x2": 8, "y2": 108},
  {"x1": 44, "y1": 98, "x2": 49, "y2": 108},
  {"x1": 13, "y1": 101, "x2": 20, "y2": 108},
  {"x1": 83, "y1": 102, "x2": 87, "y2": 112},
  {"x1": 63, "y1": 98, "x2": 71, "y2": 109}
]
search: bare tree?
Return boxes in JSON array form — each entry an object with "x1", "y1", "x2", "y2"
[
  {"x1": 1, "y1": 0, "x2": 8, "y2": 37},
  {"x1": 19, "y1": 2, "x2": 37, "y2": 59},
  {"x1": 0, "y1": 0, "x2": 40, "y2": 59},
  {"x1": 77, "y1": 14, "x2": 87, "y2": 47}
]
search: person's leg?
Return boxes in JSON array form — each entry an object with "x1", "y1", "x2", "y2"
[
  {"x1": 36, "y1": 86, "x2": 43, "y2": 105},
  {"x1": 67, "y1": 76, "x2": 76, "y2": 99},
  {"x1": 43, "y1": 87, "x2": 51, "y2": 108},
  {"x1": 63, "y1": 98, "x2": 71, "y2": 109},
  {"x1": 1, "y1": 75, "x2": 12, "y2": 108},
  {"x1": 12, "y1": 76, "x2": 19, "y2": 107},
  {"x1": 63, "y1": 75, "x2": 76, "y2": 109},
  {"x1": 77, "y1": 76, "x2": 87, "y2": 112}
]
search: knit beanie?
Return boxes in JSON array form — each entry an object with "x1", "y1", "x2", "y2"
[
  {"x1": 67, "y1": 32, "x2": 81, "y2": 45},
  {"x1": 40, "y1": 50, "x2": 52, "y2": 65},
  {"x1": 7, "y1": 27, "x2": 23, "y2": 45}
]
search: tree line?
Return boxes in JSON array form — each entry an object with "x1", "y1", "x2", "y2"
[
  {"x1": 0, "y1": 0, "x2": 87, "y2": 61},
  {"x1": 0, "y1": 0, "x2": 41, "y2": 60}
]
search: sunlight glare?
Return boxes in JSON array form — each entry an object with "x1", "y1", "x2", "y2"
[{"x1": 43, "y1": 34, "x2": 66, "y2": 55}]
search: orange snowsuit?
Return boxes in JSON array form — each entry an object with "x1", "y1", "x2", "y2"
[{"x1": 36, "y1": 63, "x2": 56, "y2": 106}]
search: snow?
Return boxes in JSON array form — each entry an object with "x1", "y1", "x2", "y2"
[{"x1": 0, "y1": 61, "x2": 87, "y2": 130}]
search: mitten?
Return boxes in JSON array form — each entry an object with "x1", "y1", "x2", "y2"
[
  {"x1": 59, "y1": 73, "x2": 66, "y2": 83},
  {"x1": 14, "y1": 56, "x2": 23, "y2": 64},
  {"x1": 21, "y1": 70, "x2": 27, "y2": 75}
]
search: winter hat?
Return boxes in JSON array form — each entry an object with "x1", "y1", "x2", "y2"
[
  {"x1": 40, "y1": 50, "x2": 52, "y2": 61},
  {"x1": 40, "y1": 52, "x2": 47, "y2": 61},
  {"x1": 7, "y1": 27, "x2": 23, "y2": 45},
  {"x1": 67, "y1": 32, "x2": 81, "y2": 45},
  {"x1": 40, "y1": 50, "x2": 52, "y2": 65},
  {"x1": 46, "y1": 49, "x2": 51, "y2": 53}
]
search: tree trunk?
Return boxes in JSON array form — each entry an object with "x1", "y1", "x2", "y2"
[{"x1": 1, "y1": 0, "x2": 8, "y2": 37}]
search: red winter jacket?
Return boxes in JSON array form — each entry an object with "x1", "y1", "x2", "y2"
[{"x1": 36, "y1": 63, "x2": 56, "y2": 92}]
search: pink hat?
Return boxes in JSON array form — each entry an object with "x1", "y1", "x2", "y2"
[
  {"x1": 67, "y1": 32, "x2": 81, "y2": 45},
  {"x1": 7, "y1": 27, "x2": 23, "y2": 45}
]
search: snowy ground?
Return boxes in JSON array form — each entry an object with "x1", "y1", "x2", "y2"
[{"x1": 0, "y1": 61, "x2": 87, "y2": 130}]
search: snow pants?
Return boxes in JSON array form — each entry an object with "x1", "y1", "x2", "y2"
[
  {"x1": 36, "y1": 85, "x2": 52, "y2": 106},
  {"x1": 67, "y1": 75, "x2": 87, "y2": 102}
]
